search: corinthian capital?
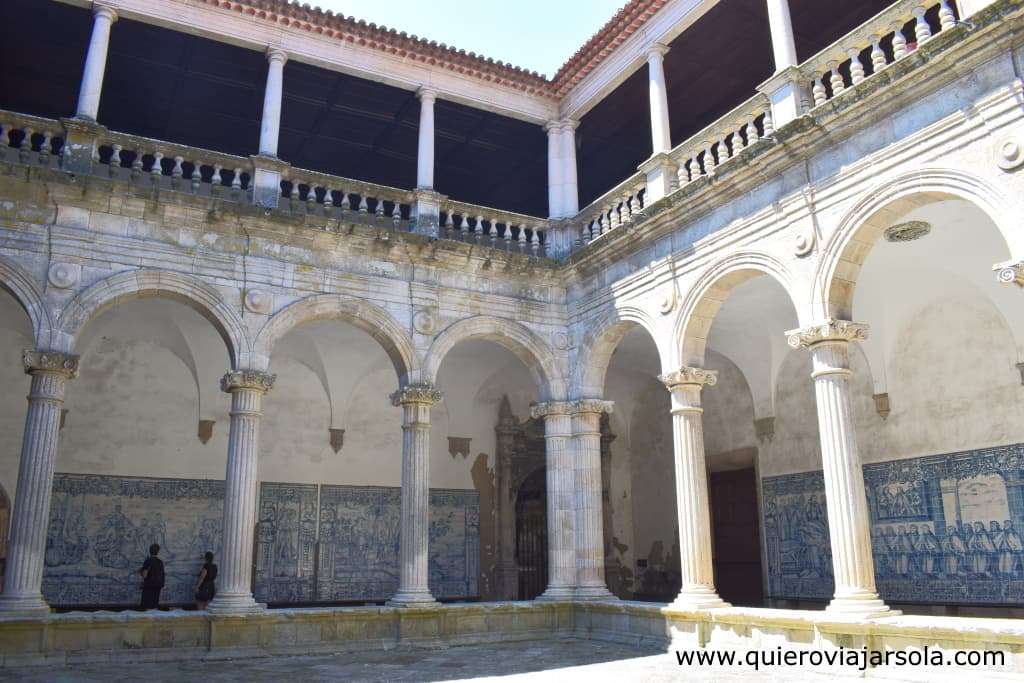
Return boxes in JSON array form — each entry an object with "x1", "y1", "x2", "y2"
[
  {"x1": 529, "y1": 401, "x2": 573, "y2": 420},
  {"x1": 994, "y1": 260, "x2": 1024, "y2": 287},
  {"x1": 786, "y1": 319, "x2": 868, "y2": 349},
  {"x1": 221, "y1": 370, "x2": 276, "y2": 394},
  {"x1": 23, "y1": 350, "x2": 80, "y2": 379},
  {"x1": 391, "y1": 382, "x2": 443, "y2": 407},
  {"x1": 571, "y1": 399, "x2": 614, "y2": 416},
  {"x1": 659, "y1": 367, "x2": 717, "y2": 390}
]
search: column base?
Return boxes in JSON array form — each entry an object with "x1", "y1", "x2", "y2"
[
  {"x1": 0, "y1": 594, "x2": 51, "y2": 616},
  {"x1": 207, "y1": 593, "x2": 265, "y2": 615},
  {"x1": 575, "y1": 584, "x2": 617, "y2": 601},
  {"x1": 535, "y1": 584, "x2": 576, "y2": 601},
  {"x1": 826, "y1": 592, "x2": 898, "y2": 619},
  {"x1": 669, "y1": 586, "x2": 730, "y2": 611},
  {"x1": 387, "y1": 590, "x2": 440, "y2": 608}
]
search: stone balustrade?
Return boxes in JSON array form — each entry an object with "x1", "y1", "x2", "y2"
[
  {"x1": 574, "y1": 173, "x2": 646, "y2": 247},
  {"x1": 96, "y1": 129, "x2": 252, "y2": 198},
  {"x1": 281, "y1": 168, "x2": 414, "y2": 229},
  {"x1": 803, "y1": 0, "x2": 960, "y2": 107},
  {"x1": 672, "y1": 94, "x2": 773, "y2": 186},
  {"x1": 0, "y1": 113, "x2": 64, "y2": 168},
  {"x1": 442, "y1": 200, "x2": 549, "y2": 256}
]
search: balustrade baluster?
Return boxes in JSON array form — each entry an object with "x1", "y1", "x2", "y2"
[
  {"x1": 358, "y1": 195, "x2": 369, "y2": 214},
  {"x1": 20, "y1": 128, "x2": 34, "y2": 162},
  {"x1": 150, "y1": 152, "x2": 164, "y2": 182},
  {"x1": 459, "y1": 214, "x2": 469, "y2": 235},
  {"x1": 172, "y1": 156, "x2": 184, "y2": 179},
  {"x1": 704, "y1": 145, "x2": 716, "y2": 175},
  {"x1": 474, "y1": 215, "x2": 484, "y2": 240},
  {"x1": 325, "y1": 188, "x2": 335, "y2": 211},
  {"x1": 306, "y1": 185, "x2": 317, "y2": 210},
  {"x1": 375, "y1": 197, "x2": 385, "y2": 221},
  {"x1": 392, "y1": 202, "x2": 402, "y2": 227},
  {"x1": 763, "y1": 110, "x2": 775, "y2": 137},
  {"x1": 676, "y1": 161, "x2": 688, "y2": 187},
  {"x1": 828, "y1": 61, "x2": 845, "y2": 96},
  {"x1": 939, "y1": 0, "x2": 956, "y2": 31},
  {"x1": 231, "y1": 167, "x2": 242, "y2": 191},
  {"x1": 622, "y1": 194, "x2": 633, "y2": 222},
  {"x1": 444, "y1": 211, "x2": 453, "y2": 237},
  {"x1": 109, "y1": 144, "x2": 122, "y2": 177},
  {"x1": 212, "y1": 165, "x2": 223, "y2": 187},
  {"x1": 718, "y1": 136, "x2": 731, "y2": 162},
  {"x1": 518, "y1": 225, "x2": 528, "y2": 250},
  {"x1": 747, "y1": 118, "x2": 760, "y2": 145},
  {"x1": 190, "y1": 163, "x2": 202, "y2": 192},
  {"x1": 733, "y1": 126, "x2": 746, "y2": 153},
  {"x1": 892, "y1": 23, "x2": 909, "y2": 59},
  {"x1": 488, "y1": 219, "x2": 498, "y2": 241},
  {"x1": 530, "y1": 229, "x2": 540, "y2": 254},
  {"x1": 39, "y1": 131, "x2": 53, "y2": 163},
  {"x1": 913, "y1": 6, "x2": 932, "y2": 43},
  {"x1": 871, "y1": 35, "x2": 887, "y2": 72},
  {"x1": 812, "y1": 77, "x2": 827, "y2": 106},
  {"x1": 848, "y1": 48, "x2": 865, "y2": 84},
  {"x1": 339, "y1": 190, "x2": 350, "y2": 212}
]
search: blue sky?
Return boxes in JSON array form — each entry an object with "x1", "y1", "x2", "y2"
[{"x1": 313, "y1": 0, "x2": 628, "y2": 78}]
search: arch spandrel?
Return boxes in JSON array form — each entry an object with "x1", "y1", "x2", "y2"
[
  {"x1": 0, "y1": 255, "x2": 54, "y2": 350},
  {"x1": 572, "y1": 304, "x2": 665, "y2": 400}
]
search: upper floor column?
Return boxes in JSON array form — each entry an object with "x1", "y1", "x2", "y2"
[
  {"x1": 758, "y1": 0, "x2": 805, "y2": 129},
  {"x1": 647, "y1": 44, "x2": 672, "y2": 155},
  {"x1": 416, "y1": 88, "x2": 437, "y2": 189},
  {"x1": 545, "y1": 121, "x2": 564, "y2": 218},
  {"x1": 259, "y1": 48, "x2": 289, "y2": 157},
  {"x1": 75, "y1": 4, "x2": 118, "y2": 120},
  {"x1": 766, "y1": 0, "x2": 798, "y2": 72},
  {"x1": 560, "y1": 120, "x2": 580, "y2": 217}
]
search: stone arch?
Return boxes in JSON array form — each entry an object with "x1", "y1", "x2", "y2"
[
  {"x1": 425, "y1": 316, "x2": 566, "y2": 401},
  {"x1": 57, "y1": 269, "x2": 251, "y2": 368},
  {"x1": 674, "y1": 251, "x2": 802, "y2": 369},
  {"x1": 253, "y1": 294, "x2": 417, "y2": 384},
  {"x1": 0, "y1": 255, "x2": 53, "y2": 349},
  {"x1": 574, "y1": 305, "x2": 664, "y2": 399},
  {"x1": 813, "y1": 167, "x2": 1020, "y2": 320}
]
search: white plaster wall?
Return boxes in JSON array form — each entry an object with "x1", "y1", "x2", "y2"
[{"x1": 702, "y1": 349, "x2": 758, "y2": 471}]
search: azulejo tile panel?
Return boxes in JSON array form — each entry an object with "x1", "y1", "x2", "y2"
[
  {"x1": 763, "y1": 443, "x2": 1024, "y2": 605},
  {"x1": 42, "y1": 473, "x2": 225, "y2": 606}
]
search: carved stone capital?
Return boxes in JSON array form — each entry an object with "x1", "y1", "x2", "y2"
[
  {"x1": 390, "y1": 382, "x2": 443, "y2": 407},
  {"x1": 571, "y1": 399, "x2": 614, "y2": 416},
  {"x1": 23, "y1": 350, "x2": 80, "y2": 379},
  {"x1": 659, "y1": 367, "x2": 717, "y2": 390},
  {"x1": 221, "y1": 370, "x2": 276, "y2": 394},
  {"x1": 529, "y1": 401, "x2": 573, "y2": 420},
  {"x1": 786, "y1": 319, "x2": 868, "y2": 349},
  {"x1": 93, "y1": 4, "x2": 118, "y2": 22},
  {"x1": 994, "y1": 260, "x2": 1024, "y2": 287}
]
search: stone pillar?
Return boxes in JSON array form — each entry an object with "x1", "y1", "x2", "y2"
[
  {"x1": 786, "y1": 320, "x2": 893, "y2": 618},
  {"x1": 416, "y1": 88, "x2": 436, "y2": 190},
  {"x1": 659, "y1": 368, "x2": 728, "y2": 610},
  {"x1": 208, "y1": 370, "x2": 275, "y2": 614},
  {"x1": 560, "y1": 120, "x2": 580, "y2": 217},
  {"x1": 258, "y1": 48, "x2": 288, "y2": 157},
  {"x1": 766, "y1": 0, "x2": 798, "y2": 72},
  {"x1": 388, "y1": 383, "x2": 443, "y2": 607},
  {"x1": 532, "y1": 401, "x2": 576, "y2": 600},
  {"x1": 757, "y1": 0, "x2": 804, "y2": 130},
  {"x1": 572, "y1": 399, "x2": 614, "y2": 600},
  {"x1": 646, "y1": 44, "x2": 672, "y2": 155},
  {"x1": 545, "y1": 121, "x2": 564, "y2": 219},
  {"x1": 75, "y1": 4, "x2": 117, "y2": 121},
  {"x1": 0, "y1": 351, "x2": 79, "y2": 614}
]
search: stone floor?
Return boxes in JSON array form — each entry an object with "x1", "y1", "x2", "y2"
[{"x1": 0, "y1": 639, "x2": 848, "y2": 682}]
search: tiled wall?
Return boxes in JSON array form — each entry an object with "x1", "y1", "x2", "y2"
[{"x1": 762, "y1": 443, "x2": 1024, "y2": 605}]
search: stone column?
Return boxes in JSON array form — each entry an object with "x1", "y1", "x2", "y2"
[
  {"x1": 647, "y1": 44, "x2": 672, "y2": 155},
  {"x1": 766, "y1": 0, "x2": 798, "y2": 72},
  {"x1": 258, "y1": 48, "x2": 288, "y2": 157},
  {"x1": 75, "y1": 4, "x2": 117, "y2": 121},
  {"x1": 545, "y1": 121, "x2": 564, "y2": 219},
  {"x1": 572, "y1": 399, "x2": 614, "y2": 600},
  {"x1": 560, "y1": 120, "x2": 580, "y2": 217},
  {"x1": 0, "y1": 351, "x2": 79, "y2": 614},
  {"x1": 786, "y1": 320, "x2": 892, "y2": 618},
  {"x1": 208, "y1": 370, "x2": 275, "y2": 614},
  {"x1": 388, "y1": 383, "x2": 443, "y2": 607},
  {"x1": 416, "y1": 88, "x2": 436, "y2": 189},
  {"x1": 659, "y1": 368, "x2": 728, "y2": 610},
  {"x1": 532, "y1": 401, "x2": 576, "y2": 600}
]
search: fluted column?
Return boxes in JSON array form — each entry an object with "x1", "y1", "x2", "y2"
[
  {"x1": 75, "y1": 5, "x2": 117, "y2": 120},
  {"x1": 647, "y1": 44, "x2": 672, "y2": 155},
  {"x1": 786, "y1": 320, "x2": 893, "y2": 618},
  {"x1": 766, "y1": 0, "x2": 798, "y2": 72},
  {"x1": 572, "y1": 399, "x2": 615, "y2": 600},
  {"x1": 560, "y1": 120, "x2": 580, "y2": 217},
  {"x1": 388, "y1": 383, "x2": 443, "y2": 607},
  {"x1": 545, "y1": 121, "x2": 564, "y2": 219},
  {"x1": 532, "y1": 401, "x2": 576, "y2": 600},
  {"x1": 416, "y1": 88, "x2": 437, "y2": 189},
  {"x1": 0, "y1": 351, "x2": 79, "y2": 614},
  {"x1": 258, "y1": 48, "x2": 288, "y2": 157},
  {"x1": 659, "y1": 368, "x2": 728, "y2": 610},
  {"x1": 208, "y1": 370, "x2": 275, "y2": 614}
]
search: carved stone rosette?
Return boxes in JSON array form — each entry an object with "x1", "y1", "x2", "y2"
[
  {"x1": 23, "y1": 350, "x2": 80, "y2": 379},
  {"x1": 221, "y1": 370, "x2": 276, "y2": 394},
  {"x1": 786, "y1": 319, "x2": 868, "y2": 348},
  {"x1": 390, "y1": 382, "x2": 443, "y2": 407},
  {"x1": 658, "y1": 367, "x2": 718, "y2": 389},
  {"x1": 994, "y1": 260, "x2": 1024, "y2": 287}
]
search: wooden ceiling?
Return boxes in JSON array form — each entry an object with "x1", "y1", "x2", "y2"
[{"x1": 3, "y1": 0, "x2": 905, "y2": 217}]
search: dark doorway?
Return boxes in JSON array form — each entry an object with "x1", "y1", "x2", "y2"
[
  {"x1": 515, "y1": 468, "x2": 548, "y2": 600},
  {"x1": 710, "y1": 467, "x2": 765, "y2": 606}
]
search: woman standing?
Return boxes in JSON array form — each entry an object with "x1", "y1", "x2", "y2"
[{"x1": 194, "y1": 551, "x2": 217, "y2": 610}]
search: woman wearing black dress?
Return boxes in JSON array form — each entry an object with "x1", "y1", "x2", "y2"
[{"x1": 194, "y1": 551, "x2": 217, "y2": 610}]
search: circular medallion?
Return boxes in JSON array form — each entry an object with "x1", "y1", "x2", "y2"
[{"x1": 884, "y1": 221, "x2": 931, "y2": 243}]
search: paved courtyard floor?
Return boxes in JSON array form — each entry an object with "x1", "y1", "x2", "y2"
[{"x1": 0, "y1": 639, "x2": 854, "y2": 682}]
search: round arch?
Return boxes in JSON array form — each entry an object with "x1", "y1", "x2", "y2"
[
  {"x1": 574, "y1": 305, "x2": 664, "y2": 399},
  {"x1": 253, "y1": 294, "x2": 417, "y2": 384},
  {"x1": 813, "y1": 167, "x2": 1021, "y2": 320},
  {"x1": 674, "y1": 251, "x2": 802, "y2": 369},
  {"x1": 425, "y1": 316, "x2": 566, "y2": 401},
  {"x1": 0, "y1": 255, "x2": 53, "y2": 349},
  {"x1": 56, "y1": 269, "x2": 251, "y2": 368}
]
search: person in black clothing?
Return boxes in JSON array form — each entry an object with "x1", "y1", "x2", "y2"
[
  {"x1": 194, "y1": 551, "x2": 217, "y2": 610},
  {"x1": 138, "y1": 543, "x2": 165, "y2": 610}
]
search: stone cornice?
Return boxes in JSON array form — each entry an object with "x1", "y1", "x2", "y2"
[
  {"x1": 221, "y1": 370, "x2": 276, "y2": 393},
  {"x1": 391, "y1": 382, "x2": 443, "y2": 407},
  {"x1": 659, "y1": 367, "x2": 717, "y2": 389},
  {"x1": 786, "y1": 320, "x2": 868, "y2": 349},
  {"x1": 23, "y1": 350, "x2": 80, "y2": 379}
]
